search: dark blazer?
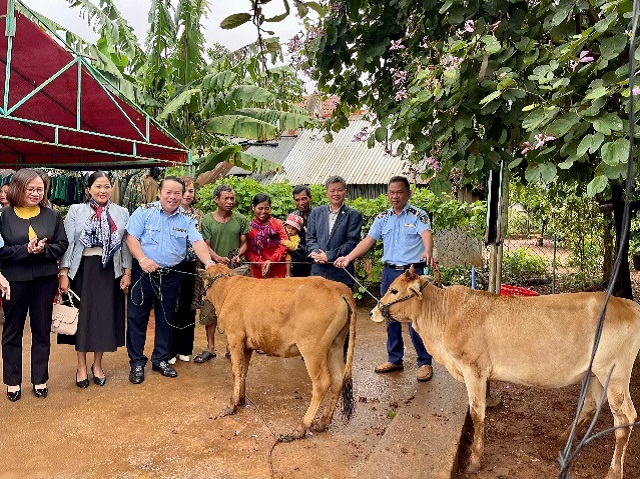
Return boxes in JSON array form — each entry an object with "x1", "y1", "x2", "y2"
[
  {"x1": 306, "y1": 204, "x2": 362, "y2": 285},
  {"x1": 0, "y1": 206, "x2": 69, "y2": 281}
]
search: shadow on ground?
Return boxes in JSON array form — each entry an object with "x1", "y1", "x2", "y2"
[{"x1": 0, "y1": 307, "x2": 467, "y2": 479}]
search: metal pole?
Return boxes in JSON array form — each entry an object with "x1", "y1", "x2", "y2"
[{"x1": 553, "y1": 235, "x2": 557, "y2": 294}]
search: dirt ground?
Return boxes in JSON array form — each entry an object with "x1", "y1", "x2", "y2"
[
  {"x1": 455, "y1": 360, "x2": 640, "y2": 479},
  {"x1": 455, "y1": 272, "x2": 640, "y2": 479},
  {"x1": 0, "y1": 305, "x2": 448, "y2": 479}
]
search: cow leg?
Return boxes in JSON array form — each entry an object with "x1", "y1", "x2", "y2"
[
  {"x1": 464, "y1": 371, "x2": 488, "y2": 473},
  {"x1": 279, "y1": 354, "x2": 331, "y2": 442},
  {"x1": 222, "y1": 342, "x2": 252, "y2": 417},
  {"x1": 312, "y1": 338, "x2": 345, "y2": 432},
  {"x1": 559, "y1": 375, "x2": 603, "y2": 444},
  {"x1": 605, "y1": 379, "x2": 636, "y2": 479}
]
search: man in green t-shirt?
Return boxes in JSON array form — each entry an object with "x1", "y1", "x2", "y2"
[{"x1": 194, "y1": 184, "x2": 250, "y2": 363}]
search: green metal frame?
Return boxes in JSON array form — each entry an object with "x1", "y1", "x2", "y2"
[{"x1": 1, "y1": 0, "x2": 191, "y2": 168}]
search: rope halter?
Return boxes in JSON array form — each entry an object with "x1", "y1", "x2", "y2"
[{"x1": 378, "y1": 279, "x2": 430, "y2": 323}]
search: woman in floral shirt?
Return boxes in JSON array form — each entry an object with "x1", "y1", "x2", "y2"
[{"x1": 245, "y1": 193, "x2": 288, "y2": 279}]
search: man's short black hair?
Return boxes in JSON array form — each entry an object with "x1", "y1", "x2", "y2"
[
  {"x1": 388, "y1": 176, "x2": 410, "y2": 191},
  {"x1": 292, "y1": 185, "x2": 311, "y2": 197},
  {"x1": 159, "y1": 176, "x2": 185, "y2": 193},
  {"x1": 214, "y1": 184, "x2": 234, "y2": 198}
]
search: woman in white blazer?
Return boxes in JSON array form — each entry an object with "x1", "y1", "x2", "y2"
[{"x1": 58, "y1": 171, "x2": 132, "y2": 388}]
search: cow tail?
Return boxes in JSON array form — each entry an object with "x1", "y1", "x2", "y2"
[{"x1": 341, "y1": 295, "x2": 357, "y2": 423}]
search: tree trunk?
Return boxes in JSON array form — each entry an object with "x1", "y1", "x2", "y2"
[{"x1": 610, "y1": 185, "x2": 633, "y2": 299}]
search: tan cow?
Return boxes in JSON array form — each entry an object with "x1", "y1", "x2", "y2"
[
  {"x1": 202, "y1": 263, "x2": 357, "y2": 441},
  {"x1": 370, "y1": 267, "x2": 640, "y2": 479}
]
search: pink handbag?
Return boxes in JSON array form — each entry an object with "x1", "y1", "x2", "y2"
[{"x1": 51, "y1": 289, "x2": 80, "y2": 335}]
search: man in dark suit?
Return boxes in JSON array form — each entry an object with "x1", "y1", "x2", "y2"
[{"x1": 306, "y1": 176, "x2": 362, "y2": 287}]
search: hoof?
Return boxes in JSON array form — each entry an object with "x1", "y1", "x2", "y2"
[
  {"x1": 465, "y1": 461, "x2": 481, "y2": 473},
  {"x1": 237, "y1": 398, "x2": 246, "y2": 406},
  {"x1": 486, "y1": 394, "x2": 501, "y2": 408},
  {"x1": 310, "y1": 420, "x2": 327, "y2": 433},
  {"x1": 221, "y1": 406, "x2": 237, "y2": 417}
]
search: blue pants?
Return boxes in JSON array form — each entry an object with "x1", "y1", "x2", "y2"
[
  {"x1": 382, "y1": 266, "x2": 432, "y2": 367},
  {"x1": 126, "y1": 265, "x2": 180, "y2": 368}
]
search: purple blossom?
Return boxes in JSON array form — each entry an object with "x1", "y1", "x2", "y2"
[
  {"x1": 534, "y1": 133, "x2": 556, "y2": 149},
  {"x1": 521, "y1": 134, "x2": 556, "y2": 156},
  {"x1": 632, "y1": 87, "x2": 640, "y2": 96},
  {"x1": 579, "y1": 50, "x2": 594, "y2": 63},
  {"x1": 443, "y1": 55, "x2": 463, "y2": 72},
  {"x1": 389, "y1": 39, "x2": 406, "y2": 51},
  {"x1": 520, "y1": 141, "x2": 533, "y2": 155},
  {"x1": 394, "y1": 89, "x2": 408, "y2": 101},
  {"x1": 425, "y1": 157, "x2": 442, "y2": 172},
  {"x1": 463, "y1": 20, "x2": 475, "y2": 33},
  {"x1": 352, "y1": 127, "x2": 369, "y2": 143}
]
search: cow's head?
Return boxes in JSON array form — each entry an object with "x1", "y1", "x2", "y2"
[
  {"x1": 370, "y1": 266, "x2": 432, "y2": 323},
  {"x1": 200, "y1": 263, "x2": 233, "y2": 291}
]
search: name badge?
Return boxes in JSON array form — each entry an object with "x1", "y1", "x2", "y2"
[
  {"x1": 174, "y1": 227, "x2": 187, "y2": 233},
  {"x1": 404, "y1": 223, "x2": 415, "y2": 228}
]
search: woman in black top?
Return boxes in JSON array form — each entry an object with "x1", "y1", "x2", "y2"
[{"x1": 0, "y1": 169, "x2": 68, "y2": 401}]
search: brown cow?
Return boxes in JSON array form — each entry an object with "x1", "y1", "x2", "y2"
[
  {"x1": 202, "y1": 263, "x2": 357, "y2": 441},
  {"x1": 370, "y1": 267, "x2": 640, "y2": 479}
]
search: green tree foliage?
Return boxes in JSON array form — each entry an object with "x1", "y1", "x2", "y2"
[
  {"x1": 306, "y1": 0, "x2": 637, "y2": 196},
  {"x1": 58, "y1": 0, "x2": 315, "y2": 173},
  {"x1": 299, "y1": 0, "x2": 638, "y2": 297}
]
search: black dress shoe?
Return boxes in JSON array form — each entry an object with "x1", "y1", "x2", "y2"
[
  {"x1": 76, "y1": 371, "x2": 89, "y2": 389},
  {"x1": 32, "y1": 385, "x2": 48, "y2": 399},
  {"x1": 92, "y1": 363, "x2": 106, "y2": 386},
  {"x1": 129, "y1": 365, "x2": 145, "y2": 384},
  {"x1": 151, "y1": 361, "x2": 178, "y2": 378},
  {"x1": 7, "y1": 387, "x2": 21, "y2": 402}
]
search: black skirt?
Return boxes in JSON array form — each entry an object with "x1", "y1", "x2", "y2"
[{"x1": 57, "y1": 256, "x2": 126, "y2": 352}]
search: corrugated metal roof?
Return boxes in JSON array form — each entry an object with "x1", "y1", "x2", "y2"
[
  {"x1": 245, "y1": 137, "x2": 301, "y2": 167},
  {"x1": 251, "y1": 119, "x2": 411, "y2": 186}
]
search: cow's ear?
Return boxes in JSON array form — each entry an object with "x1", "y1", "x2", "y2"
[
  {"x1": 199, "y1": 269, "x2": 212, "y2": 280},
  {"x1": 420, "y1": 274, "x2": 434, "y2": 283},
  {"x1": 409, "y1": 280, "x2": 423, "y2": 299},
  {"x1": 405, "y1": 265, "x2": 418, "y2": 279}
]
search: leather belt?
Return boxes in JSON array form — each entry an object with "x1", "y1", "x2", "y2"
[{"x1": 383, "y1": 262, "x2": 426, "y2": 271}]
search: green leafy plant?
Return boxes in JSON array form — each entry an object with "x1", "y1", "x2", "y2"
[{"x1": 502, "y1": 248, "x2": 550, "y2": 285}]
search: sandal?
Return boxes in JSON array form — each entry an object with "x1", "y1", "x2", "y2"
[{"x1": 193, "y1": 351, "x2": 216, "y2": 363}]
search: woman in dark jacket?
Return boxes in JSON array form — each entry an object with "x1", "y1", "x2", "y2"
[{"x1": 0, "y1": 168, "x2": 68, "y2": 401}]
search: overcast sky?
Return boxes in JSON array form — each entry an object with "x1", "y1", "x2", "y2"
[{"x1": 26, "y1": 0, "x2": 302, "y2": 52}]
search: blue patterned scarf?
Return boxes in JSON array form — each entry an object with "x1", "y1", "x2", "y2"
[{"x1": 79, "y1": 198, "x2": 121, "y2": 268}]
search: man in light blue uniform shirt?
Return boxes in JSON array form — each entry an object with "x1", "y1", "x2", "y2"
[
  {"x1": 125, "y1": 177, "x2": 214, "y2": 384},
  {"x1": 335, "y1": 176, "x2": 435, "y2": 382}
]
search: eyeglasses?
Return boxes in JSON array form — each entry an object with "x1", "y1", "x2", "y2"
[{"x1": 26, "y1": 188, "x2": 45, "y2": 194}]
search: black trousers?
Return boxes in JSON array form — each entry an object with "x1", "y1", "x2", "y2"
[
  {"x1": 169, "y1": 260, "x2": 197, "y2": 357},
  {"x1": 126, "y1": 264, "x2": 180, "y2": 368},
  {"x1": 2, "y1": 275, "x2": 58, "y2": 386}
]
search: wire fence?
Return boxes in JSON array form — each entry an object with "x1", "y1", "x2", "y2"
[{"x1": 429, "y1": 195, "x2": 611, "y2": 294}]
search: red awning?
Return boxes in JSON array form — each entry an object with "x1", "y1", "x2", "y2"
[{"x1": 0, "y1": 0, "x2": 189, "y2": 169}]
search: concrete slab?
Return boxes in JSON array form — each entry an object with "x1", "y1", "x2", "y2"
[
  {"x1": 357, "y1": 363, "x2": 468, "y2": 479},
  {"x1": 0, "y1": 308, "x2": 469, "y2": 478}
]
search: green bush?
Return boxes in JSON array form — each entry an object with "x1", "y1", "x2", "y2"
[
  {"x1": 194, "y1": 177, "x2": 487, "y2": 288},
  {"x1": 502, "y1": 247, "x2": 549, "y2": 284}
]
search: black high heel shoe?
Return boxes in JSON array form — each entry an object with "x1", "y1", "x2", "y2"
[
  {"x1": 76, "y1": 371, "x2": 89, "y2": 389},
  {"x1": 32, "y1": 385, "x2": 48, "y2": 399},
  {"x1": 7, "y1": 386, "x2": 21, "y2": 402},
  {"x1": 92, "y1": 363, "x2": 106, "y2": 387}
]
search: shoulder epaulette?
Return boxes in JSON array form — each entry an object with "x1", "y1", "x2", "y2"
[
  {"x1": 140, "y1": 202, "x2": 157, "y2": 210},
  {"x1": 407, "y1": 206, "x2": 430, "y2": 224},
  {"x1": 376, "y1": 210, "x2": 392, "y2": 219}
]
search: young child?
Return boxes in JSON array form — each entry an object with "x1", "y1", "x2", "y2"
[{"x1": 282, "y1": 214, "x2": 304, "y2": 277}]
